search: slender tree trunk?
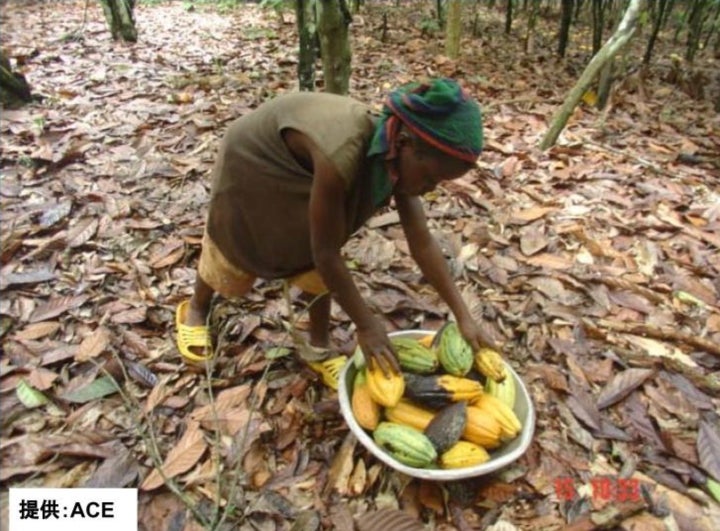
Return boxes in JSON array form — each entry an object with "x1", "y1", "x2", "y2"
[
  {"x1": 296, "y1": 0, "x2": 316, "y2": 91},
  {"x1": 524, "y1": 0, "x2": 540, "y2": 53},
  {"x1": 686, "y1": 0, "x2": 709, "y2": 63},
  {"x1": 662, "y1": 0, "x2": 676, "y2": 26},
  {"x1": 317, "y1": 0, "x2": 352, "y2": 95},
  {"x1": 505, "y1": 0, "x2": 513, "y2": 34},
  {"x1": 701, "y1": 0, "x2": 720, "y2": 50},
  {"x1": 596, "y1": 59, "x2": 614, "y2": 109},
  {"x1": 540, "y1": 0, "x2": 646, "y2": 150},
  {"x1": 606, "y1": 0, "x2": 622, "y2": 30},
  {"x1": 574, "y1": 0, "x2": 584, "y2": 22},
  {"x1": 643, "y1": 0, "x2": 669, "y2": 64},
  {"x1": 98, "y1": 0, "x2": 137, "y2": 42},
  {"x1": 446, "y1": 0, "x2": 463, "y2": 57},
  {"x1": 472, "y1": 0, "x2": 482, "y2": 37},
  {"x1": 0, "y1": 51, "x2": 32, "y2": 107},
  {"x1": 591, "y1": 0, "x2": 605, "y2": 55},
  {"x1": 558, "y1": 0, "x2": 575, "y2": 57},
  {"x1": 437, "y1": 0, "x2": 445, "y2": 27}
]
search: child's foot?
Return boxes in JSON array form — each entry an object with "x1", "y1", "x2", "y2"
[{"x1": 175, "y1": 300, "x2": 213, "y2": 362}]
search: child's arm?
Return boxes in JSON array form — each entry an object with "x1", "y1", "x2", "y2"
[
  {"x1": 395, "y1": 193, "x2": 498, "y2": 351},
  {"x1": 294, "y1": 131, "x2": 400, "y2": 375}
]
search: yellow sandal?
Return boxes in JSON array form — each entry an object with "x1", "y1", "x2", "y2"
[
  {"x1": 175, "y1": 300, "x2": 213, "y2": 363},
  {"x1": 308, "y1": 355, "x2": 348, "y2": 391}
]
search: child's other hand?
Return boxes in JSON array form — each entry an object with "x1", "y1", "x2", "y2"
[
  {"x1": 457, "y1": 315, "x2": 499, "y2": 352},
  {"x1": 357, "y1": 321, "x2": 400, "y2": 377}
]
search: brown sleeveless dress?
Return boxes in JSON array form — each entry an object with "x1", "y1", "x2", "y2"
[{"x1": 204, "y1": 92, "x2": 379, "y2": 284}]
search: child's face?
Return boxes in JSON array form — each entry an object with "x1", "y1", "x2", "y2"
[{"x1": 394, "y1": 143, "x2": 469, "y2": 196}]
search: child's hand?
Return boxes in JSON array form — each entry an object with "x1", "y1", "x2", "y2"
[
  {"x1": 457, "y1": 315, "x2": 499, "y2": 352},
  {"x1": 357, "y1": 321, "x2": 400, "y2": 377}
]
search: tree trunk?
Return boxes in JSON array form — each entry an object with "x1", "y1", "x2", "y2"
[
  {"x1": 540, "y1": 0, "x2": 646, "y2": 150},
  {"x1": 317, "y1": 0, "x2": 352, "y2": 95},
  {"x1": 558, "y1": 0, "x2": 574, "y2": 57},
  {"x1": 643, "y1": 0, "x2": 669, "y2": 64},
  {"x1": 591, "y1": 0, "x2": 605, "y2": 55},
  {"x1": 472, "y1": 1, "x2": 482, "y2": 37},
  {"x1": 686, "y1": 0, "x2": 710, "y2": 63},
  {"x1": 436, "y1": 0, "x2": 445, "y2": 27},
  {"x1": 701, "y1": 0, "x2": 720, "y2": 50},
  {"x1": 524, "y1": 0, "x2": 540, "y2": 53},
  {"x1": 673, "y1": 2, "x2": 689, "y2": 44},
  {"x1": 0, "y1": 51, "x2": 32, "y2": 108},
  {"x1": 505, "y1": 0, "x2": 513, "y2": 34},
  {"x1": 596, "y1": 58, "x2": 614, "y2": 109},
  {"x1": 574, "y1": 0, "x2": 584, "y2": 22},
  {"x1": 98, "y1": 0, "x2": 137, "y2": 42},
  {"x1": 606, "y1": 0, "x2": 623, "y2": 31},
  {"x1": 661, "y1": 0, "x2": 676, "y2": 27},
  {"x1": 296, "y1": 0, "x2": 316, "y2": 91},
  {"x1": 446, "y1": 0, "x2": 463, "y2": 58}
]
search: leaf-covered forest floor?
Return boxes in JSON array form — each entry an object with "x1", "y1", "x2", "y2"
[{"x1": 1, "y1": 1, "x2": 719, "y2": 529}]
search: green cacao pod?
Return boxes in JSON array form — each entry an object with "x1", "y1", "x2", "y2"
[
  {"x1": 373, "y1": 421, "x2": 437, "y2": 468},
  {"x1": 484, "y1": 372, "x2": 516, "y2": 409},
  {"x1": 391, "y1": 337, "x2": 439, "y2": 374},
  {"x1": 435, "y1": 322, "x2": 473, "y2": 376}
]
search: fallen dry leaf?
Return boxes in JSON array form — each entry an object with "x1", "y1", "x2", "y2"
[
  {"x1": 75, "y1": 327, "x2": 110, "y2": 362},
  {"x1": 596, "y1": 368, "x2": 655, "y2": 409},
  {"x1": 697, "y1": 419, "x2": 720, "y2": 482},
  {"x1": 13, "y1": 321, "x2": 61, "y2": 341},
  {"x1": 323, "y1": 432, "x2": 357, "y2": 497},
  {"x1": 141, "y1": 423, "x2": 207, "y2": 491},
  {"x1": 28, "y1": 295, "x2": 89, "y2": 323}
]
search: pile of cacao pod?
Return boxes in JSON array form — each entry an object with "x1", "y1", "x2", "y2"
[{"x1": 351, "y1": 323, "x2": 523, "y2": 470}]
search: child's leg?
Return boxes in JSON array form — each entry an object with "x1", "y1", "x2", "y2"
[
  {"x1": 185, "y1": 275, "x2": 215, "y2": 326},
  {"x1": 290, "y1": 271, "x2": 347, "y2": 389},
  {"x1": 176, "y1": 231, "x2": 256, "y2": 361},
  {"x1": 306, "y1": 293, "x2": 331, "y2": 348}
]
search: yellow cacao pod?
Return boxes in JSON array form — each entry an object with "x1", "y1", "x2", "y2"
[
  {"x1": 474, "y1": 348, "x2": 507, "y2": 382},
  {"x1": 404, "y1": 373, "x2": 484, "y2": 409},
  {"x1": 417, "y1": 334, "x2": 435, "y2": 348},
  {"x1": 384, "y1": 399, "x2": 435, "y2": 431},
  {"x1": 440, "y1": 440, "x2": 490, "y2": 469},
  {"x1": 471, "y1": 393, "x2": 521, "y2": 440},
  {"x1": 366, "y1": 366, "x2": 405, "y2": 408},
  {"x1": 352, "y1": 370, "x2": 381, "y2": 431},
  {"x1": 463, "y1": 406, "x2": 502, "y2": 449}
]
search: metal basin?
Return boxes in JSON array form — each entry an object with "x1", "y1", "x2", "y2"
[{"x1": 337, "y1": 330, "x2": 536, "y2": 481}]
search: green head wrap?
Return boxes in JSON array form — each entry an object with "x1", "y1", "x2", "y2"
[{"x1": 367, "y1": 78, "x2": 483, "y2": 206}]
